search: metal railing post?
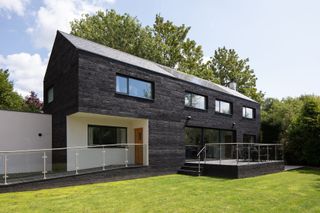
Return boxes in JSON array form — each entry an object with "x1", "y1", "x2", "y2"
[
  {"x1": 267, "y1": 145, "x2": 269, "y2": 161},
  {"x1": 275, "y1": 145, "x2": 277, "y2": 161},
  {"x1": 219, "y1": 144, "x2": 222, "y2": 164},
  {"x1": 236, "y1": 144, "x2": 239, "y2": 164},
  {"x1": 125, "y1": 146, "x2": 128, "y2": 167},
  {"x1": 102, "y1": 146, "x2": 106, "y2": 171},
  {"x1": 248, "y1": 144, "x2": 250, "y2": 164},
  {"x1": 258, "y1": 145, "x2": 261, "y2": 162},
  {"x1": 198, "y1": 154, "x2": 201, "y2": 173},
  {"x1": 42, "y1": 152, "x2": 47, "y2": 179},
  {"x1": 75, "y1": 151, "x2": 79, "y2": 175},
  {"x1": 204, "y1": 145, "x2": 207, "y2": 165},
  {"x1": 3, "y1": 155, "x2": 8, "y2": 185}
]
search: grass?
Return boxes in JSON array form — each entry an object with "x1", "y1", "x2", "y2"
[{"x1": 0, "y1": 169, "x2": 319, "y2": 213}]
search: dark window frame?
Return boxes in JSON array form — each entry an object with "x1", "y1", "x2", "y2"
[
  {"x1": 215, "y1": 99, "x2": 233, "y2": 116},
  {"x1": 87, "y1": 124, "x2": 127, "y2": 147},
  {"x1": 184, "y1": 91, "x2": 208, "y2": 111},
  {"x1": 242, "y1": 106, "x2": 255, "y2": 119},
  {"x1": 115, "y1": 74, "x2": 154, "y2": 100}
]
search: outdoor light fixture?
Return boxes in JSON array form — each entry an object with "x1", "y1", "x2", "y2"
[
  {"x1": 186, "y1": 115, "x2": 192, "y2": 120},
  {"x1": 232, "y1": 122, "x2": 236, "y2": 128}
]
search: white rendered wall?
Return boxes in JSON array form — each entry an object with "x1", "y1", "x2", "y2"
[
  {"x1": 0, "y1": 110, "x2": 52, "y2": 174},
  {"x1": 66, "y1": 112, "x2": 148, "y2": 171}
]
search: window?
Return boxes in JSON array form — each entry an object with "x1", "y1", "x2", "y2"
[
  {"x1": 215, "y1": 100, "x2": 232, "y2": 115},
  {"x1": 116, "y1": 75, "x2": 153, "y2": 99},
  {"x1": 88, "y1": 125, "x2": 127, "y2": 146},
  {"x1": 47, "y1": 87, "x2": 54, "y2": 103},
  {"x1": 184, "y1": 92, "x2": 207, "y2": 110},
  {"x1": 243, "y1": 134, "x2": 256, "y2": 143},
  {"x1": 243, "y1": 107, "x2": 254, "y2": 119}
]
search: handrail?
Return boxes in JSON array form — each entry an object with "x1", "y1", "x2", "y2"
[
  {"x1": 0, "y1": 143, "x2": 144, "y2": 154},
  {"x1": 197, "y1": 145, "x2": 207, "y2": 157}
]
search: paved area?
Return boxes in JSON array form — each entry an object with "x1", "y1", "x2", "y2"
[
  {"x1": 284, "y1": 165, "x2": 304, "y2": 171},
  {"x1": 0, "y1": 167, "x2": 176, "y2": 193},
  {"x1": 187, "y1": 159, "x2": 284, "y2": 166}
]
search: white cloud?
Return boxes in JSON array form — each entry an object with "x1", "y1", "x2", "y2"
[
  {"x1": 0, "y1": 0, "x2": 29, "y2": 16},
  {"x1": 28, "y1": 0, "x2": 113, "y2": 50},
  {"x1": 0, "y1": 53, "x2": 47, "y2": 99}
]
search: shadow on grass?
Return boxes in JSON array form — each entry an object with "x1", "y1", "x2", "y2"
[{"x1": 291, "y1": 167, "x2": 320, "y2": 191}]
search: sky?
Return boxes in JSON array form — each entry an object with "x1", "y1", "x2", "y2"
[{"x1": 0, "y1": 0, "x2": 319, "y2": 100}]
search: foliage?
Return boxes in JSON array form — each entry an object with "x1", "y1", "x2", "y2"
[
  {"x1": 70, "y1": 10, "x2": 261, "y2": 101},
  {"x1": 0, "y1": 171, "x2": 319, "y2": 212},
  {"x1": 285, "y1": 96, "x2": 320, "y2": 165},
  {"x1": 261, "y1": 95, "x2": 320, "y2": 165},
  {"x1": 24, "y1": 91, "x2": 43, "y2": 112},
  {"x1": 0, "y1": 68, "x2": 25, "y2": 111},
  {"x1": 70, "y1": 10, "x2": 205, "y2": 74},
  {"x1": 208, "y1": 47, "x2": 264, "y2": 103}
]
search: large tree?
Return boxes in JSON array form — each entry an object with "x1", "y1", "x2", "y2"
[
  {"x1": 70, "y1": 10, "x2": 207, "y2": 75},
  {"x1": 208, "y1": 47, "x2": 264, "y2": 103},
  {"x1": 0, "y1": 68, "x2": 25, "y2": 111}
]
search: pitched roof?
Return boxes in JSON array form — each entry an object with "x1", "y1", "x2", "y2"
[{"x1": 58, "y1": 31, "x2": 257, "y2": 103}]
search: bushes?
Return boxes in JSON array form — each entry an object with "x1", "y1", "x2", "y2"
[
  {"x1": 285, "y1": 97, "x2": 320, "y2": 165},
  {"x1": 261, "y1": 95, "x2": 320, "y2": 166}
]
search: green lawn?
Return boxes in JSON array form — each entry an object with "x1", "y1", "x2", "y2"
[{"x1": 0, "y1": 169, "x2": 319, "y2": 213}]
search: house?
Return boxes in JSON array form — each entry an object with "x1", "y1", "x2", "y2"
[{"x1": 43, "y1": 31, "x2": 261, "y2": 174}]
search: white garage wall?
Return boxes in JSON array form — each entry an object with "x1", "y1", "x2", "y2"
[
  {"x1": 66, "y1": 112, "x2": 148, "y2": 171},
  {"x1": 0, "y1": 110, "x2": 52, "y2": 174}
]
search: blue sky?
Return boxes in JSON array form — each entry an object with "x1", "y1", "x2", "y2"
[{"x1": 1, "y1": 0, "x2": 319, "y2": 99}]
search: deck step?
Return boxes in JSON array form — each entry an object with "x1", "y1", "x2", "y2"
[
  {"x1": 177, "y1": 169, "x2": 201, "y2": 176},
  {"x1": 177, "y1": 163, "x2": 203, "y2": 176}
]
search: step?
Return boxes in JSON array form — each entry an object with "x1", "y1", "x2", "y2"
[
  {"x1": 181, "y1": 165, "x2": 203, "y2": 171},
  {"x1": 177, "y1": 169, "x2": 201, "y2": 176}
]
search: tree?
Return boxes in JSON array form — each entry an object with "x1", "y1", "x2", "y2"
[
  {"x1": 208, "y1": 47, "x2": 264, "y2": 103},
  {"x1": 70, "y1": 10, "x2": 206, "y2": 75},
  {"x1": 24, "y1": 91, "x2": 43, "y2": 112},
  {"x1": 285, "y1": 96, "x2": 320, "y2": 165},
  {"x1": 0, "y1": 68, "x2": 25, "y2": 111}
]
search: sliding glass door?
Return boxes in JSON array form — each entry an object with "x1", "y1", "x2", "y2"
[{"x1": 185, "y1": 127, "x2": 235, "y2": 160}]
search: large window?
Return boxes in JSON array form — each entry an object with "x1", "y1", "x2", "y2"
[
  {"x1": 184, "y1": 92, "x2": 207, "y2": 110},
  {"x1": 242, "y1": 107, "x2": 254, "y2": 119},
  {"x1": 116, "y1": 75, "x2": 153, "y2": 99},
  {"x1": 47, "y1": 87, "x2": 54, "y2": 104},
  {"x1": 215, "y1": 100, "x2": 232, "y2": 115},
  {"x1": 88, "y1": 125, "x2": 127, "y2": 146}
]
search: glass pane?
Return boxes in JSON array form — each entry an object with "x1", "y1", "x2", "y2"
[
  {"x1": 116, "y1": 128, "x2": 127, "y2": 143},
  {"x1": 246, "y1": 108, "x2": 253, "y2": 119},
  {"x1": 243, "y1": 134, "x2": 255, "y2": 143},
  {"x1": 185, "y1": 127, "x2": 202, "y2": 159},
  {"x1": 215, "y1": 100, "x2": 220, "y2": 112},
  {"x1": 129, "y1": 78, "x2": 152, "y2": 99},
  {"x1": 116, "y1": 76, "x2": 128, "y2": 94},
  {"x1": 220, "y1": 130, "x2": 234, "y2": 143},
  {"x1": 204, "y1": 129, "x2": 219, "y2": 159},
  {"x1": 184, "y1": 93, "x2": 192, "y2": 107},
  {"x1": 203, "y1": 129, "x2": 219, "y2": 144},
  {"x1": 48, "y1": 87, "x2": 54, "y2": 103},
  {"x1": 220, "y1": 101, "x2": 231, "y2": 114},
  {"x1": 185, "y1": 127, "x2": 202, "y2": 145},
  {"x1": 242, "y1": 107, "x2": 246, "y2": 117},
  {"x1": 192, "y1": 94, "x2": 206, "y2": 109}
]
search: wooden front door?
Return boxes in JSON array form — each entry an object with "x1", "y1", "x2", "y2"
[{"x1": 134, "y1": 128, "x2": 143, "y2": 165}]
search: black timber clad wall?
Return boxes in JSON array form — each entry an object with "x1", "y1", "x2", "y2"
[
  {"x1": 43, "y1": 33, "x2": 79, "y2": 168},
  {"x1": 77, "y1": 50, "x2": 260, "y2": 169}
]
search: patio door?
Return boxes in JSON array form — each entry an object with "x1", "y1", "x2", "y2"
[{"x1": 134, "y1": 128, "x2": 143, "y2": 165}]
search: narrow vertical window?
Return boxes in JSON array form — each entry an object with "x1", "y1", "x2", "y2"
[{"x1": 47, "y1": 87, "x2": 54, "y2": 104}]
